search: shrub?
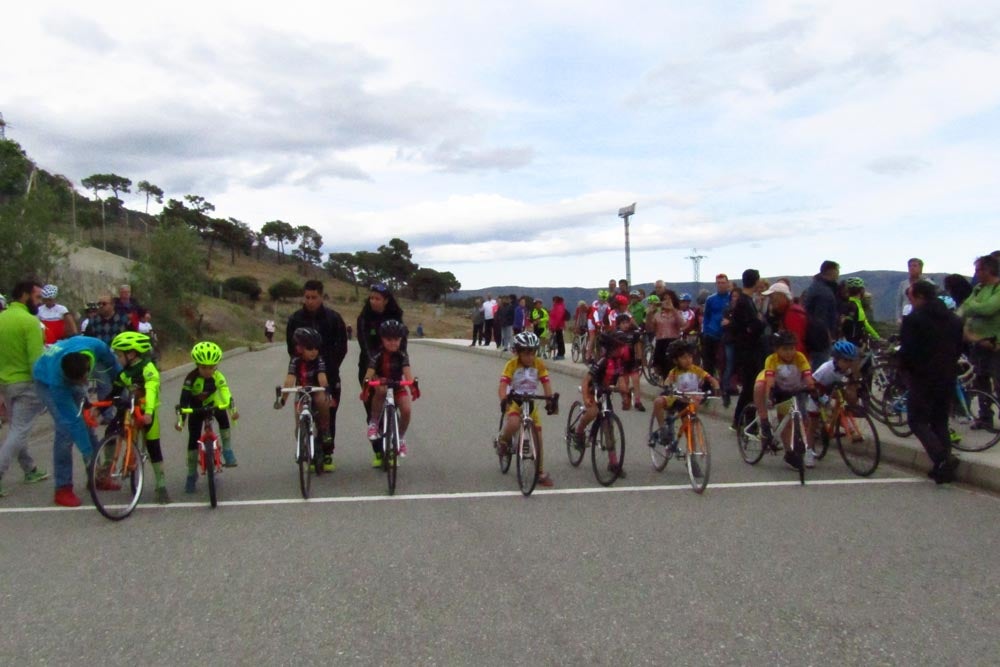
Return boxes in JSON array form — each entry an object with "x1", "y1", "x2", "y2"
[
  {"x1": 224, "y1": 275, "x2": 262, "y2": 301},
  {"x1": 269, "y1": 278, "x2": 301, "y2": 301}
]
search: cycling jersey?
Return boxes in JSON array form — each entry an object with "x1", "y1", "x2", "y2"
[
  {"x1": 665, "y1": 364, "x2": 710, "y2": 393},
  {"x1": 757, "y1": 351, "x2": 812, "y2": 393},
  {"x1": 37, "y1": 303, "x2": 69, "y2": 344},
  {"x1": 500, "y1": 356, "x2": 551, "y2": 395},
  {"x1": 812, "y1": 359, "x2": 850, "y2": 389},
  {"x1": 368, "y1": 349, "x2": 410, "y2": 382},
  {"x1": 288, "y1": 356, "x2": 328, "y2": 387},
  {"x1": 178, "y1": 369, "x2": 234, "y2": 410}
]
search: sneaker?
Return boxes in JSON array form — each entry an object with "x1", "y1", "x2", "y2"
[
  {"x1": 621, "y1": 399, "x2": 631, "y2": 411},
  {"x1": 399, "y1": 439, "x2": 408, "y2": 457},
  {"x1": 94, "y1": 474, "x2": 121, "y2": 491},
  {"x1": 722, "y1": 394, "x2": 731, "y2": 408},
  {"x1": 222, "y1": 449, "x2": 238, "y2": 467},
  {"x1": 155, "y1": 487, "x2": 172, "y2": 504},
  {"x1": 495, "y1": 438, "x2": 510, "y2": 456},
  {"x1": 804, "y1": 449, "x2": 817, "y2": 469},
  {"x1": 323, "y1": 454, "x2": 336, "y2": 472},
  {"x1": 23, "y1": 468, "x2": 49, "y2": 484},
  {"x1": 608, "y1": 463, "x2": 627, "y2": 479},
  {"x1": 537, "y1": 473, "x2": 555, "y2": 487},
  {"x1": 783, "y1": 450, "x2": 802, "y2": 471},
  {"x1": 185, "y1": 474, "x2": 197, "y2": 494},
  {"x1": 634, "y1": 402, "x2": 646, "y2": 412},
  {"x1": 572, "y1": 431, "x2": 586, "y2": 452},
  {"x1": 372, "y1": 453, "x2": 384, "y2": 468},
  {"x1": 366, "y1": 422, "x2": 378, "y2": 440},
  {"x1": 54, "y1": 486, "x2": 81, "y2": 507},
  {"x1": 949, "y1": 429, "x2": 962, "y2": 444}
]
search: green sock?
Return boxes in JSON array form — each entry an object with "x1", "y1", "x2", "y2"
[
  {"x1": 151, "y1": 461, "x2": 166, "y2": 488},
  {"x1": 186, "y1": 450, "x2": 198, "y2": 474},
  {"x1": 221, "y1": 429, "x2": 233, "y2": 453}
]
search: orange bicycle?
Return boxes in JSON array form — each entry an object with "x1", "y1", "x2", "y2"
[
  {"x1": 812, "y1": 382, "x2": 881, "y2": 476},
  {"x1": 84, "y1": 391, "x2": 148, "y2": 521},
  {"x1": 647, "y1": 390, "x2": 715, "y2": 493}
]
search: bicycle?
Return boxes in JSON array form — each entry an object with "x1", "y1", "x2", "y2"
[
  {"x1": 642, "y1": 334, "x2": 663, "y2": 386},
  {"x1": 736, "y1": 390, "x2": 812, "y2": 485},
  {"x1": 84, "y1": 392, "x2": 148, "y2": 521},
  {"x1": 571, "y1": 330, "x2": 588, "y2": 364},
  {"x1": 276, "y1": 385, "x2": 328, "y2": 499},
  {"x1": 646, "y1": 390, "x2": 716, "y2": 493},
  {"x1": 176, "y1": 405, "x2": 224, "y2": 508},
  {"x1": 367, "y1": 378, "x2": 416, "y2": 496},
  {"x1": 565, "y1": 386, "x2": 626, "y2": 486},
  {"x1": 811, "y1": 383, "x2": 881, "y2": 476},
  {"x1": 495, "y1": 392, "x2": 558, "y2": 495}
]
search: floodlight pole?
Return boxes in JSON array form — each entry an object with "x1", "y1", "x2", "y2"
[{"x1": 618, "y1": 203, "x2": 636, "y2": 286}]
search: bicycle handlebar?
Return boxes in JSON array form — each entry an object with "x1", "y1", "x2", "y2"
[
  {"x1": 366, "y1": 379, "x2": 416, "y2": 388},
  {"x1": 277, "y1": 385, "x2": 328, "y2": 395}
]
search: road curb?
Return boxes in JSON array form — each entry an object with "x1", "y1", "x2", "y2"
[{"x1": 412, "y1": 339, "x2": 1000, "y2": 495}]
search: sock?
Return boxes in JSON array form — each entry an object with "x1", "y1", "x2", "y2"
[
  {"x1": 151, "y1": 461, "x2": 166, "y2": 488},
  {"x1": 221, "y1": 428, "x2": 233, "y2": 453},
  {"x1": 186, "y1": 450, "x2": 198, "y2": 474}
]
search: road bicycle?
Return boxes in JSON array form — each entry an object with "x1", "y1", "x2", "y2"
[
  {"x1": 565, "y1": 386, "x2": 626, "y2": 486},
  {"x1": 176, "y1": 405, "x2": 225, "y2": 508},
  {"x1": 571, "y1": 330, "x2": 588, "y2": 363},
  {"x1": 367, "y1": 378, "x2": 416, "y2": 496},
  {"x1": 642, "y1": 334, "x2": 663, "y2": 386},
  {"x1": 811, "y1": 383, "x2": 881, "y2": 476},
  {"x1": 646, "y1": 390, "x2": 716, "y2": 493},
  {"x1": 277, "y1": 385, "x2": 327, "y2": 499},
  {"x1": 736, "y1": 390, "x2": 812, "y2": 485},
  {"x1": 494, "y1": 392, "x2": 558, "y2": 495},
  {"x1": 84, "y1": 392, "x2": 148, "y2": 521}
]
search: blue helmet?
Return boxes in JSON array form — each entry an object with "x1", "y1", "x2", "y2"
[
  {"x1": 831, "y1": 339, "x2": 859, "y2": 361},
  {"x1": 939, "y1": 294, "x2": 957, "y2": 311},
  {"x1": 679, "y1": 293, "x2": 693, "y2": 302}
]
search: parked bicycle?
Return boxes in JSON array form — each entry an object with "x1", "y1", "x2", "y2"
[
  {"x1": 646, "y1": 390, "x2": 716, "y2": 493},
  {"x1": 367, "y1": 378, "x2": 416, "y2": 495},
  {"x1": 276, "y1": 385, "x2": 328, "y2": 499},
  {"x1": 565, "y1": 386, "x2": 626, "y2": 486},
  {"x1": 176, "y1": 405, "x2": 224, "y2": 508},
  {"x1": 571, "y1": 330, "x2": 588, "y2": 364},
  {"x1": 85, "y1": 391, "x2": 148, "y2": 521}
]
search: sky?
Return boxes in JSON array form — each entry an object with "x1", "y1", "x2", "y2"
[{"x1": 3, "y1": 1, "x2": 999, "y2": 290}]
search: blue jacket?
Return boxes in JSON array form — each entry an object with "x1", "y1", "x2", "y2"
[
  {"x1": 702, "y1": 292, "x2": 728, "y2": 339},
  {"x1": 33, "y1": 337, "x2": 120, "y2": 456}
]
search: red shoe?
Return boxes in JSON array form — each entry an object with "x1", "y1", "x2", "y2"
[
  {"x1": 537, "y1": 473, "x2": 555, "y2": 487},
  {"x1": 95, "y1": 474, "x2": 122, "y2": 491},
  {"x1": 54, "y1": 485, "x2": 82, "y2": 507}
]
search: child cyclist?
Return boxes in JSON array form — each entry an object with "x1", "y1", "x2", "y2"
[
  {"x1": 276, "y1": 328, "x2": 336, "y2": 471},
  {"x1": 807, "y1": 339, "x2": 862, "y2": 417},
  {"x1": 361, "y1": 319, "x2": 420, "y2": 462},
  {"x1": 650, "y1": 339, "x2": 721, "y2": 452},
  {"x1": 753, "y1": 330, "x2": 817, "y2": 469},
  {"x1": 108, "y1": 331, "x2": 170, "y2": 504},
  {"x1": 175, "y1": 341, "x2": 239, "y2": 493},
  {"x1": 571, "y1": 331, "x2": 631, "y2": 478},
  {"x1": 615, "y1": 311, "x2": 646, "y2": 411},
  {"x1": 497, "y1": 331, "x2": 558, "y2": 486}
]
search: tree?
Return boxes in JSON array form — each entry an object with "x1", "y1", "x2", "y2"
[
  {"x1": 260, "y1": 219, "x2": 298, "y2": 263},
  {"x1": 0, "y1": 139, "x2": 32, "y2": 203},
  {"x1": 81, "y1": 173, "x2": 110, "y2": 250},
  {"x1": 205, "y1": 217, "x2": 234, "y2": 269},
  {"x1": 137, "y1": 180, "x2": 164, "y2": 214},
  {"x1": 292, "y1": 225, "x2": 324, "y2": 270},
  {"x1": 325, "y1": 252, "x2": 361, "y2": 284},
  {"x1": 0, "y1": 180, "x2": 65, "y2": 290},
  {"x1": 409, "y1": 267, "x2": 461, "y2": 302},
  {"x1": 183, "y1": 194, "x2": 215, "y2": 236},
  {"x1": 377, "y1": 237, "x2": 417, "y2": 289}
]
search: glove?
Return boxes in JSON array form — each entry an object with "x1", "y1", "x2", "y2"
[
  {"x1": 359, "y1": 388, "x2": 370, "y2": 402},
  {"x1": 500, "y1": 398, "x2": 509, "y2": 413},
  {"x1": 545, "y1": 392, "x2": 560, "y2": 416},
  {"x1": 410, "y1": 380, "x2": 421, "y2": 401},
  {"x1": 273, "y1": 398, "x2": 284, "y2": 410}
]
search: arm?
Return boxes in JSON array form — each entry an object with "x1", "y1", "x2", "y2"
[
  {"x1": 64, "y1": 311, "x2": 79, "y2": 337},
  {"x1": 961, "y1": 285, "x2": 1000, "y2": 318}
]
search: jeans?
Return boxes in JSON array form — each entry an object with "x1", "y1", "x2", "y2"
[
  {"x1": 35, "y1": 381, "x2": 98, "y2": 489},
  {"x1": 0, "y1": 382, "x2": 45, "y2": 479},
  {"x1": 722, "y1": 343, "x2": 735, "y2": 394},
  {"x1": 501, "y1": 325, "x2": 514, "y2": 350}
]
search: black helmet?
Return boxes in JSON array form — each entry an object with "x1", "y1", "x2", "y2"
[
  {"x1": 772, "y1": 330, "x2": 798, "y2": 349},
  {"x1": 293, "y1": 327, "x2": 322, "y2": 349},
  {"x1": 379, "y1": 319, "x2": 408, "y2": 338}
]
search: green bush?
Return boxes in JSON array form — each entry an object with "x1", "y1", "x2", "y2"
[
  {"x1": 269, "y1": 278, "x2": 301, "y2": 301},
  {"x1": 224, "y1": 275, "x2": 262, "y2": 301}
]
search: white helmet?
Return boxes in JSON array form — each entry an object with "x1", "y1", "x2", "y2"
[
  {"x1": 513, "y1": 331, "x2": 540, "y2": 350},
  {"x1": 41, "y1": 284, "x2": 58, "y2": 299}
]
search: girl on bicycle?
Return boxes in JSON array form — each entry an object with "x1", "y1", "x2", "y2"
[
  {"x1": 277, "y1": 328, "x2": 336, "y2": 471},
  {"x1": 497, "y1": 331, "x2": 557, "y2": 487},
  {"x1": 571, "y1": 331, "x2": 631, "y2": 478},
  {"x1": 361, "y1": 320, "x2": 419, "y2": 461}
]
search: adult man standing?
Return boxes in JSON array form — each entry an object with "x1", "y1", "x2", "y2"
[
  {"x1": 0, "y1": 280, "x2": 49, "y2": 497},
  {"x1": 802, "y1": 260, "x2": 840, "y2": 369},
  {"x1": 730, "y1": 269, "x2": 766, "y2": 427},
  {"x1": 959, "y1": 254, "x2": 1000, "y2": 418},
  {"x1": 287, "y1": 280, "x2": 348, "y2": 464},
  {"x1": 701, "y1": 274, "x2": 729, "y2": 386},
  {"x1": 114, "y1": 284, "x2": 143, "y2": 330},
  {"x1": 900, "y1": 281, "x2": 963, "y2": 483},
  {"x1": 896, "y1": 258, "x2": 929, "y2": 324},
  {"x1": 470, "y1": 298, "x2": 484, "y2": 346},
  {"x1": 264, "y1": 318, "x2": 276, "y2": 343},
  {"x1": 85, "y1": 293, "x2": 134, "y2": 345},
  {"x1": 37, "y1": 284, "x2": 77, "y2": 345},
  {"x1": 481, "y1": 294, "x2": 496, "y2": 346},
  {"x1": 496, "y1": 295, "x2": 514, "y2": 351}
]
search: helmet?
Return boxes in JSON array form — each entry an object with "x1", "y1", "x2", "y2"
[
  {"x1": 191, "y1": 341, "x2": 223, "y2": 365},
  {"x1": 379, "y1": 319, "x2": 408, "y2": 338},
  {"x1": 679, "y1": 293, "x2": 692, "y2": 302},
  {"x1": 616, "y1": 311, "x2": 633, "y2": 321},
  {"x1": 939, "y1": 294, "x2": 957, "y2": 310},
  {"x1": 614, "y1": 294, "x2": 628, "y2": 306},
  {"x1": 597, "y1": 289, "x2": 610, "y2": 300},
  {"x1": 613, "y1": 330, "x2": 633, "y2": 346},
  {"x1": 845, "y1": 277, "x2": 865, "y2": 289},
  {"x1": 41, "y1": 284, "x2": 58, "y2": 299},
  {"x1": 629, "y1": 290, "x2": 641, "y2": 298},
  {"x1": 646, "y1": 295, "x2": 660, "y2": 304},
  {"x1": 831, "y1": 339, "x2": 859, "y2": 361},
  {"x1": 85, "y1": 301, "x2": 98, "y2": 311},
  {"x1": 292, "y1": 327, "x2": 322, "y2": 349},
  {"x1": 513, "y1": 331, "x2": 540, "y2": 351},
  {"x1": 772, "y1": 330, "x2": 798, "y2": 349},
  {"x1": 111, "y1": 331, "x2": 152, "y2": 354}
]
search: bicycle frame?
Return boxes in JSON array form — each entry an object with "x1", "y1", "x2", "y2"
[
  {"x1": 368, "y1": 378, "x2": 414, "y2": 495},
  {"x1": 278, "y1": 385, "x2": 327, "y2": 498},
  {"x1": 504, "y1": 391, "x2": 552, "y2": 495},
  {"x1": 177, "y1": 405, "x2": 224, "y2": 507},
  {"x1": 86, "y1": 393, "x2": 149, "y2": 520}
]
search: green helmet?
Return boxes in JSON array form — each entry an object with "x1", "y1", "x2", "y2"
[
  {"x1": 191, "y1": 341, "x2": 223, "y2": 365},
  {"x1": 845, "y1": 276, "x2": 865, "y2": 289},
  {"x1": 646, "y1": 295, "x2": 661, "y2": 304},
  {"x1": 597, "y1": 289, "x2": 610, "y2": 300},
  {"x1": 110, "y1": 331, "x2": 152, "y2": 354}
]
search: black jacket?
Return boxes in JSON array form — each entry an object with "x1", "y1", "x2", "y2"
[
  {"x1": 286, "y1": 305, "x2": 348, "y2": 382},
  {"x1": 356, "y1": 302, "x2": 405, "y2": 383},
  {"x1": 899, "y1": 298, "x2": 963, "y2": 385}
]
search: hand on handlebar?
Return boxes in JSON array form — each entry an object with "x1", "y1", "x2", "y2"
[
  {"x1": 410, "y1": 379, "x2": 421, "y2": 401},
  {"x1": 545, "y1": 392, "x2": 560, "y2": 415}
]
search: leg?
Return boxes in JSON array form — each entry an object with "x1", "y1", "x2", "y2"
[{"x1": 0, "y1": 383, "x2": 46, "y2": 480}]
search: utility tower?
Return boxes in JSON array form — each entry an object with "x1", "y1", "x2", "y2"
[{"x1": 685, "y1": 248, "x2": 707, "y2": 287}]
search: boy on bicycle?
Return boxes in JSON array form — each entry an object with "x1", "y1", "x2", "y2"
[
  {"x1": 361, "y1": 319, "x2": 419, "y2": 462},
  {"x1": 277, "y1": 328, "x2": 336, "y2": 471},
  {"x1": 571, "y1": 331, "x2": 630, "y2": 478},
  {"x1": 753, "y1": 331, "x2": 817, "y2": 469},
  {"x1": 615, "y1": 311, "x2": 646, "y2": 411},
  {"x1": 498, "y1": 331, "x2": 557, "y2": 487},
  {"x1": 175, "y1": 341, "x2": 240, "y2": 493},
  {"x1": 651, "y1": 339, "x2": 721, "y2": 451},
  {"x1": 108, "y1": 331, "x2": 170, "y2": 504}
]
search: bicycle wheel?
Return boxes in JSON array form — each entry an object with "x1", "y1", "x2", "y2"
[
  {"x1": 495, "y1": 411, "x2": 512, "y2": 474},
  {"x1": 591, "y1": 413, "x2": 625, "y2": 486},
  {"x1": 571, "y1": 335, "x2": 582, "y2": 363},
  {"x1": 837, "y1": 412, "x2": 881, "y2": 476},
  {"x1": 950, "y1": 388, "x2": 1000, "y2": 452},
  {"x1": 813, "y1": 415, "x2": 831, "y2": 460},
  {"x1": 647, "y1": 411, "x2": 670, "y2": 472},
  {"x1": 516, "y1": 422, "x2": 539, "y2": 496},
  {"x1": 297, "y1": 415, "x2": 312, "y2": 499},
  {"x1": 736, "y1": 405, "x2": 765, "y2": 464},
  {"x1": 89, "y1": 434, "x2": 143, "y2": 521},
  {"x1": 792, "y1": 413, "x2": 806, "y2": 485},
  {"x1": 866, "y1": 361, "x2": 893, "y2": 421},
  {"x1": 565, "y1": 400, "x2": 585, "y2": 467},
  {"x1": 881, "y1": 384, "x2": 912, "y2": 437},
  {"x1": 686, "y1": 417, "x2": 710, "y2": 493},
  {"x1": 205, "y1": 439, "x2": 218, "y2": 508},
  {"x1": 642, "y1": 345, "x2": 661, "y2": 386},
  {"x1": 384, "y1": 409, "x2": 398, "y2": 495}
]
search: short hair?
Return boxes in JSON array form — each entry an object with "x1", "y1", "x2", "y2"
[
  {"x1": 820, "y1": 260, "x2": 840, "y2": 274},
  {"x1": 12, "y1": 280, "x2": 41, "y2": 301},
  {"x1": 61, "y1": 352, "x2": 91, "y2": 382},
  {"x1": 715, "y1": 273, "x2": 728, "y2": 281},
  {"x1": 907, "y1": 258, "x2": 924, "y2": 268},
  {"x1": 741, "y1": 269, "x2": 760, "y2": 288},
  {"x1": 303, "y1": 279, "x2": 324, "y2": 294},
  {"x1": 910, "y1": 280, "x2": 937, "y2": 301},
  {"x1": 976, "y1": 254, "x2": 999, "y2": 277}
]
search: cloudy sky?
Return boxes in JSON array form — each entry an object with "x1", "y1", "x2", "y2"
[{"x1": 4, "y1": 1, "x2": 998, "y2": 289}]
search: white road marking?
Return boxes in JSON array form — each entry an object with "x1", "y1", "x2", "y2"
[{"x1": 0, "y1": 476, "x2": 928, "y2": 514}]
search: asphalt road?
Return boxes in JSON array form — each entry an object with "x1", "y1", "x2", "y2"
[{"x1": 1, "y1": 342, "x2": 998, "y2": 665}]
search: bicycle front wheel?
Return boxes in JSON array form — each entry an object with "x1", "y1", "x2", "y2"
[
  {"x1": 565, "y1": 400, "x2": 585, "y2": 467},
  {"x1": 950, "y1": 388, "x2": 1000, "y2": 452},
  {"x1": 89, "y1": 434, "x2": 144, "y2": 521},
  {"x1": 591, "y1": 413, "x2": 625, "y2": 486},
  {"x1": 685, "y1": 417, "x2": 710, "y2": 493},
  {"x1": 516, "y1": 423, "x2": 539, "y2": 496},
  {"x1": 881, "y1": 384, "x2": 912, "y2": 438},
  {"x1": 297, "y1": 416, "x2": 313, "y2": 499},
  {"x1": 496, "y1": 411, "x2": 512, "y2": 474},
  {"x1": 736, "y1": 405, "x2": 765, "y2": 464},
  {"x1": 837, "y1": 412, "x2": 881, "y2": 476},
  {"x1": 571, "y1": 336, "x2": 583, "y2": 363},
  {"x1": 205, "y1": 440, "x2": 218, "y2": 508},
  {"x1": 647, "y1": 411, "x2": 670, "y2": 472},
  {"x1": 384, "y1": 409, "x2": 398, "y2": 495},
  {"x1": 793, "y1": 413, "x2": 806, "y2": 485}
]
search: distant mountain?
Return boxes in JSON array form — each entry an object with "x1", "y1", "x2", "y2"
[{"x1": 448, "y1": 271, "x2": 959, "y2": 324}]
